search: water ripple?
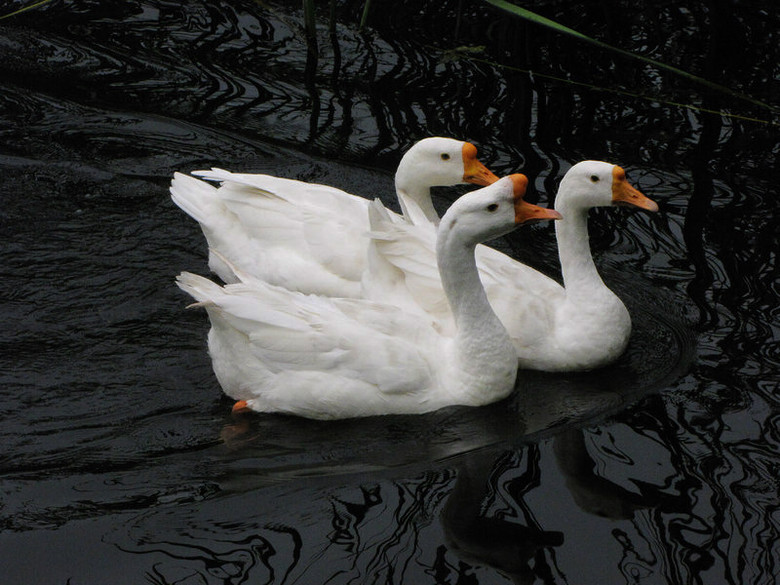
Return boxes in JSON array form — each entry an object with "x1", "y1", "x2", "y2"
[{"x1": 0, "y1": 1, "x2": 777, "y2": 583}]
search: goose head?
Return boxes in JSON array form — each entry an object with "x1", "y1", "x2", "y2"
[
  {"x1": 396, "y1": 137, "x2": 499, "y2": 191},
  {"x1": 556, "y1": 161, "x2": 658, "y2": 213},
  {"x1": 441, "y1": 174, "x2": 562, "y2": 247}
]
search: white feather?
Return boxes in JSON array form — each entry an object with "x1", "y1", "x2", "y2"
[
  {"x1": 176, "y1": 177, "x2": 543, "y2": 419},
  {"x1": 365, "y1": 161, "x2": 658, "y2": 371},
  {"x1": 171, "y1": 137, "x2": 496, "y2": 296}
]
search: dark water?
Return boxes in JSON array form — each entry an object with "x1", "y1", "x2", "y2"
[{"x1": 1, "y1": 1, "x2": 777, "y2": 583}]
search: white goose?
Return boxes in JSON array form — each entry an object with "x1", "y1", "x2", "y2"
[
  {"x1": 365, "y1": 161, "x2": 659, "y2": 372},
  {"x1": 176, "y1": 175, "x2": 561, "y2": 420},
  {"x1": 170, "y1": 137, "x2": 497, "y2": 296}
]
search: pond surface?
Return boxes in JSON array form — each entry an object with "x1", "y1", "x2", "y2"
[{"x1": 1, "y1": 1, "x2": 777, "y2": 583}]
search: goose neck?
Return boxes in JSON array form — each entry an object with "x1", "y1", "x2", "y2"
[
  {"x1": 436, "y1": 228, "x2": 511, "y2": 353},
  {"x1": 395, "y1": 173, "x2": 440, "y2": 226},
  {"x1": 436, "y1": 226, "x2": 517, "y2": 402},
  {"x1": 554, "y1": 203, "x2": 605, "y2": 294}
]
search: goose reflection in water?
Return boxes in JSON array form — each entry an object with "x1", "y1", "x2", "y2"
[
  {"x1": 110, "y1": 368, "x2": 708, "y2": 585},
  {"x1": 439, "y1": 417, "x2": 698, "y2": 584},
  {"x1": 441, "y1": 448, "x2": 564, "y2": 585},
  {"x1": 329, "y1": 484, "x2": 382, "y2": 551},
  {"x1": 553, "y1": 426, "x2": 687, "y2": 521},
  {"x1": 201, "y1": 376, "x2": 621, "y2": 582}
]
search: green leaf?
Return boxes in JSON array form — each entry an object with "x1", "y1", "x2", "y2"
[
  {"x1": 483, "y1": 0, "x2": 777, "y2": 113},
  {"x1": 359, "y1": 0, "x2": 373, "y2": 30},
  {"x1": 0, "y1": 0, "x2": 53, "y2": 21}
]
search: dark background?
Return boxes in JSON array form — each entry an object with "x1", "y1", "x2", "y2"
[{"x1": 1, "y1": 1, "x2": 777, "y2": 583}]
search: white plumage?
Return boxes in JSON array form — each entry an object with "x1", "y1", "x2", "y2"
[
  {"x1": 170, "y1": 137, "x2": 497, "y2": 297},
  {"x1": 176, "y1": 175, "x2": 562, "y2": 419},
  {"x1": 363, "y1": 161, "x2": 659, "y2": 371}
]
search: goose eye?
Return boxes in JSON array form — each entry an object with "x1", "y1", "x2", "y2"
[
  {"x1": 440, "y1": 153, "x2": 451, "y2": 161},
  {"x1": 590, "y1": 175, "x2": 600, "y2": 183},
  {"x1": 486, "y1": 203, "x2": 499, "y2": 212}
]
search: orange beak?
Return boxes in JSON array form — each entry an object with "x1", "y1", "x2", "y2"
[
  {"x1": 510, "y1": 174, "x2": 563, "y2": 224},
  {"x1": 611, "y1": 166, "x2": 659, "y2": 212},
  {"x1": 462, "y1": 142, "x2": 500, "y2": 186}
]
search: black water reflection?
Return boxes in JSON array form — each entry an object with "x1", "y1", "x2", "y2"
[{"x1": 1, "y1": 0, "x2": 778, "y2": 583}]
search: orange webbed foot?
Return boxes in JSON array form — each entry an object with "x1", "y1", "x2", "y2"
[{"x1": 231, "y1": 400, "x2": 252, "y2": 415}]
